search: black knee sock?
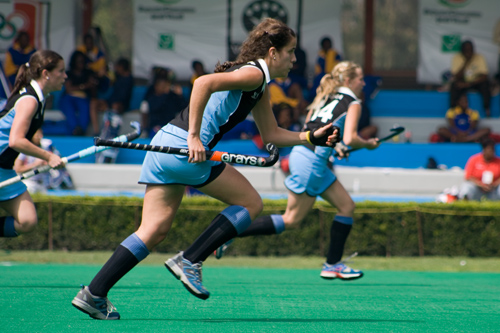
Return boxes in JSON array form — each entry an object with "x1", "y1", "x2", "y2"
[
  {"x1": 326, "y1": 221, "x2": 352, "y2": 265},
  {"x1": 88, "y1": 245, "x2": 139, "y2": 297},
  {"x1": 183, "y1": 214, "x2": 238, "y2": 263},
  {"x1": 0, "y1": 216, "x2": 18, "y2": 238},
  {"x1": 238, "y1": 215, "x2": 277, "y2": 237}
]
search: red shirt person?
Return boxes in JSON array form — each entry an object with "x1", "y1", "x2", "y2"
[{"x1": 458, "y1": 137, "x2": 500, "y2": 200}]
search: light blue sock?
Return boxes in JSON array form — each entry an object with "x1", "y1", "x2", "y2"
[
  {"x1": 120, "y1": 233, "x2": 150, "y2": 261},
  {"x1": 2, "y1": 217, "x2": 18, "y2": 238},
  {"x1": 220, "y1": 205, "x2": 251, "y2": 235},
  {"x1": 334, "y1": 215, "x2": 353, "y2": 225},
  {"x1": 270, "y1": 214, "x2": 286, "y2": 234}
]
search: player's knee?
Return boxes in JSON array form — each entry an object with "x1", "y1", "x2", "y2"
[
  {"x1": 245, "y1": 197, "x2": 263, "y2": 219},
  {"x1": 338, "y1": 199, "x2": 356, "y2": 216},
  {"x1": 16, "y1": 217, "x2": 38, "y2": 234}
]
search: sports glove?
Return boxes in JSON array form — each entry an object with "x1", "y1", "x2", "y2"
[{"x1": 306, "y1": 125, "x2": 341, "y2": 147}]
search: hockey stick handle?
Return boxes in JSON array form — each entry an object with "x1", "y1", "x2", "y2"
[
  {"x1": 0, "y1": 121, "x2": 142, "y2": 189},
  {"x1": 94, "y1": 138, "x2": 280, "y2": 167},
  {"x1": 333, "y1": 126, "x2": 405, "y2": 157}
]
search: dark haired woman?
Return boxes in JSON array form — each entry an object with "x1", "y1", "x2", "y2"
[
  {"x1": 72, "y1": 18, "x2": 338, "y2": 320},
  {"x1": 0, "y1": 50, "x2": 66, "y2": 238}
]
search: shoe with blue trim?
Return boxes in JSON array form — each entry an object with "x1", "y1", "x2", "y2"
[
  {"x1": 71, "y1": 285, "x2": 120, "y2": 320},
  {"x1": 214, "y1": 239, "x2": 234, "y2": 259},
  {"x1": 165, "y1": 252, "x2": 210, "y2": 300},
  {"x1": 320, "y1": 262, "x2": 364, "y2": 280}
]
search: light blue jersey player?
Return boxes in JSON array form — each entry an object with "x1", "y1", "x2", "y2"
[
  {"x1": 216, "y1": 61, "x2": 380, "y2": 281},
  {"x1": 72, "y1": 18, "x2": 339, "y2": 320},
  {"x1": 0, "y1": 51, "x2": 66, "y2": 239}
]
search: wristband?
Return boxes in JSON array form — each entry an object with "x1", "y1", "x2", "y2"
[{"x1": 305, "y1": 131, "x2": 313, "y2": 145}]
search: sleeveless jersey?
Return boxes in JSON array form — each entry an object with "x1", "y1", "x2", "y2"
[
  {"x1": 0, "y1": 80, "x2": 45, "y2": 169},
  {"x1": 170, "y1": 59, "x2": 270, "y2": 149},
  {"x1": 304, "y1": 86, "x2": 360, "y2": 139}
]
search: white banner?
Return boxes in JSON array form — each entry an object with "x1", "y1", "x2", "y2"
[
  {"x1": 0, "y1": 0, "x2": 75, "y2": 63},
  {"x1": 417, "y1": 0, "x2": 499, "y2": 84},
  {"x1": 133, "y1": 0, "x2": 342, "y2": 81}
]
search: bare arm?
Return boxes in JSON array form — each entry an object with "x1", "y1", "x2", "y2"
[
  {"x1": 187, "y1": 67, "x2": 264, "y2": 162},
  {"x1": 342, "y1": 103, "x2": 379, "y2": 150},
  {"x1": 253, "y1": 86, "x2": 337, "y2": 147},
  {"x1": 10, "y1": 97, "x2": 64, "y2": 168}
]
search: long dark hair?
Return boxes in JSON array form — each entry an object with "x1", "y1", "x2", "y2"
[
  {"x1": 9, "y1": 50, "x2": 63, "y2": 100},
  {"x1": 214, "y1": 18, "x2": 295, "y2": 73}
]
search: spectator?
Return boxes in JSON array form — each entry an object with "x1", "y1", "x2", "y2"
[
  {"x1": 59, "y1": 51, "x2": 98, "y2": 136},
  {"x1": 434, "y1": 94, "x2": 490, "y2": 143},
  {"x1": 3, "y1": 31, "x2": 37, "y2": 87},
  {"x1": 269, "y1": 77, "x2": 308, "y2": 124},
  {"x1": 91, "y1": 57, "x2": 134, "y2": 135},
  {"x1": 140, "y1": 75, "x2": 187, "y2": 137},
  {"x1": 309, "y1": 36, "x2": 342, "y2": 102},
  {"x1": 449, "y1": 40, "x2": 491, "y2": 117},
  {"x1": 458, "y1": 137, "x2": 500, "y2": 201},
  {"x1": 77, "y1": 33, "x2": 107, "y2": 78}
]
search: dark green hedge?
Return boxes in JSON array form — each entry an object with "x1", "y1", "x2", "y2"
[{"x1": 1, "y1": 195, "x2": 499, "y2": 257}]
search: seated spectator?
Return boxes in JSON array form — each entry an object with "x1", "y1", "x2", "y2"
[
  {"x1": 273, "y1": 102, "x2": 301, "y2": 132},
  {"x1": 77, "y1": 32, "x2": 107, "y2": 78},
  {"x1": 140, "y1": 74, "x2": 187, "y2": 137},
  {"x1": 449, "y1": 40, "x2": 491, "y2": 117},
  {"x1": 458, "y1": 137, "x2": 500, "y2": 201},
  {"x1": 433, "y1": 94, "x2": 490, "y2": 143},
  {"x1": 269, "y1": 77, "x2": 308, "y2": 124},
  {"x1": 91, "y1": 57, "x2": 134, "y2": 135},
  {"x1": 59, "y1": 51, "x2": 98, "y2": 136},
  {"x1": 3, "y1": 31, "x2": 37, "y2": 87},
  {"x1": 309, "y1": 36, "x2": 342, "y2": 102}
]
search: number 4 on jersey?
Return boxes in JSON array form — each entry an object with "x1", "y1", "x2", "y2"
[{"x1": 310, "y1": 100, "x2": 339, "y2": 123}]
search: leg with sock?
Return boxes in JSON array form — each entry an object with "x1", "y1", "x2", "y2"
[
  {"x1": 184, "y1": 205, "x2": 252, "y2": 263},
  {"x1": 321, "y1": 215, "x2": 363, "y2": 280},
  {"x1": 165, "y1": 205, "x2": 252, "y2": 300},
  {"x1": 0, "y1": 216, "x2": 18, "y2": 238},
  {"x1": 72, "y1": 233, "x2": 149, "y2": 319},
  {"x1": 237, "y1": 214, "x2": 286, "y2": 237},
  {"x1": 214, "y1": 214, "x2": 285, "y2": 259}
]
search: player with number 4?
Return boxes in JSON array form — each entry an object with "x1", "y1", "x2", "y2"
[{"x1": 216, "y1": 61, "x2": 380, "y2": 281}]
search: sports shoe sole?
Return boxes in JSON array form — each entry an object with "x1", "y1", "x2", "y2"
[
  {"x1": 164, "y1": 259, "x2": 209, "y2": 300},
  {"x1": 71, "y1": 298, "x2": 120, "y2": 320},
  {"x1": 320, "y1": 271, "x2": 364, "y2": 280}
]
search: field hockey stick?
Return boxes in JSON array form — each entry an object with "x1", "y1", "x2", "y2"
[
  {"x1": 0, "y1": 121, "x2": 142, "y2": 189},
  {"x1": 94, "y1": 138, "x2": 280, "y2": 167},
  {"x1": 334, "y1": 126, "x2": 405, "y2": 157}
]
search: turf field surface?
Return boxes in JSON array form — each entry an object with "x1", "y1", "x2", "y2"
[{"x1": 1, "y1": 254, "x2": 499, "y2": 332}]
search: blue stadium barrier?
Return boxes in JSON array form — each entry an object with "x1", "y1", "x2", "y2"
[{"x1": 368, "y1": 90, "x2": 500, "y2": 118}]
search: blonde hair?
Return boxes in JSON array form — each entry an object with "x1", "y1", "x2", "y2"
[{"x1": 308, "y1": 60, "x2": 361, "y2": 111}]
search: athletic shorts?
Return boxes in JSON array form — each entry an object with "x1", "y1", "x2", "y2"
[
  {"x1": 139, "y1": 124, "x2": 226, "y2": 187},
  {"x1": 0, "y1": 168, "x2": 27, "y2": 201},
  {"x1": 284, "y1": 145, "x2": 336, "y2": 197}
]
